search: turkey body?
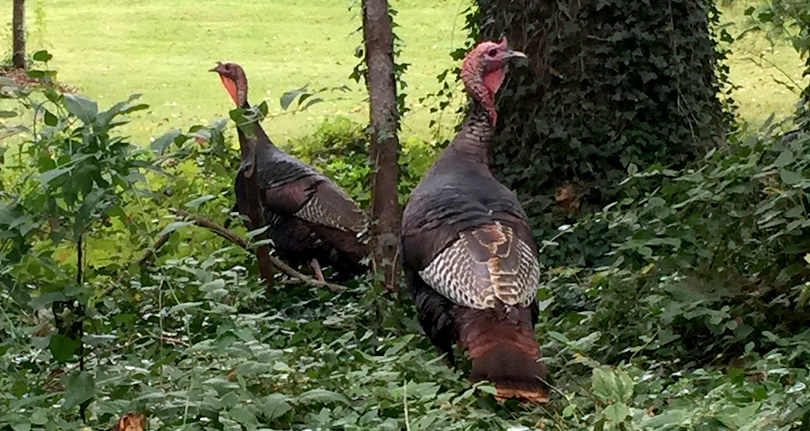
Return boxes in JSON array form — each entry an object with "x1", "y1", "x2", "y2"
[
  {"x1": 233, "y1": 122, "x2": 367, "y2": 280},
  {"x1": 212, "y1": 61, "x2": 367, "y2": 281},
  {"x1": 400, "y1": 40, "x2": 549, "y2": 402}
]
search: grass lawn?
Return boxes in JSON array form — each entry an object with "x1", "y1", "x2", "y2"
[
  {"x1": 1, "y1": 0, "x2": 807, "y2": 146},
  {"x1": 720, "y1": 0, "x2": 809, "y2": 128},
  {"x1": 1, "y1": 0, "x2": 470, "y2": 145}
]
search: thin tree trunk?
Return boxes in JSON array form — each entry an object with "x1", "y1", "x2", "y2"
[
  {"x1": 362, "y1": 0, "x2": 400, "y2": 291},
  {"x1": 12, "y1": 0, "x2": 26, "y2": 69}
]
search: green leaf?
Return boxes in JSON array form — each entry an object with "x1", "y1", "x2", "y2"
[
  {"x1": 157, "y1": 220, "x2": 192, "y2": 237},
  {"x1": 40, "y1": 167, "x2": 70, "y2": 185},
  {"x1": 185, "y1": 195, "x2": 216, "y2": 209},
  {"x1": 548, "y1": 330, "x2": 570, "y2": 344},
  {"x1": 603, "y1": 402, "x2": 630, "y2": 423},
  {"x1": 245, "y1": 225, "x2": 270, "y2": 239},
  {"x1": 200, "y1": 279, "x2": 228, "y2": 301},
  {"x1": 780, "y1": 169, "x2": 803, "y2": 185},
  {"x1": 592, "y1": 368, "x2": 634, "y2": 403},
  {"x1": 168, "y1": 301, "x2": 203, "y2": 314},
  {"x1": 74, "y1": 189, "x2": 107, "y2": 240},
  {"x1": 32, "y1": 50, "x2": 53, "y2": 62},
  {"x1": 0, "y1": 110, "x2": 17, "y2": 118},
  {"x1": 774, "y1": 149, "x2": 794, "y2": 168},
  {"x1": 302, "y1": 97, "x2": 324, "y2": 110},
  {"x1": 43, "y1": 110, "x2": 58, "y2": 126},
  {"x1": 151, "y1": 129, "x2": 182, "y2": 155},
  {"x1": 296, "y1": 388, "x2": 348, "y2": 405},
  {"x1": 260, "y1": 394, "x2": 292, "y2": 419},
  {"x1": 281, "y1": 84, "x2": 309, "y2": 110},
  {"x1": 229, "y1": 407, "x2": 259, "y2": 431},
  {"x1": 61, "y1": 371, "x2": 95, "y2": 410},
  {"x1": 64, "y1": 94, "x2": 99, "y2": 124},
  {"x1": 49, "y1": 334, "x2": 80, "y2": 362}
]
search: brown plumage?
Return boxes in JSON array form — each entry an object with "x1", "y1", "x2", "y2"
[
  {"x1": 211, "y1": 62, "x2": 368, "y2": 281},
  {"x1": 400, "y1": 39, "x2": 549, "y2": 402}
]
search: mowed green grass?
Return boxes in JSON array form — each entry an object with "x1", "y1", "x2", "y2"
[
  {"x1": 1, "y1": 0, "x2": 807, "y2": 145},
  {"x1": 720, "y1": 0, "x2": 809, "y2": 128},
  {"x1": 1, "y1": 0, "x2": 470, "y2": 144}
]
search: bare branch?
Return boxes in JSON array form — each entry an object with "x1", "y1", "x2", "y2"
[{"x1": 169, "y1": 209, "x2": 347, "y2": 293}]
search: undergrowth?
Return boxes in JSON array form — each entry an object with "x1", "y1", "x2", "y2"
[{"x1": 1, "y1": 45, "x2": 810, "y2": 431}]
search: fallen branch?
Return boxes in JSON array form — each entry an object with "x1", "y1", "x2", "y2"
[{"x1": 170, "y1": 209, "x2": 346, "y2": 293}]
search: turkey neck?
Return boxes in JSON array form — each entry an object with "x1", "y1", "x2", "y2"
[
  {"x1": 237, "y1": 98, "x2": 280, "y2": 158},
  {"x1": 442, "y1": 102, "x2": 494, "y2": 168}
]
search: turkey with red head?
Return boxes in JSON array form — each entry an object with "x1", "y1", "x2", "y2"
[
  {"x1": 401, "y1": 38, "x2": 549, "y2": 403},
  {"x1": 211, "y1": 62, "x2": 368, "y2": 282}
]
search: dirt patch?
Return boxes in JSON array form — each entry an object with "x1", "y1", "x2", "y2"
[{"x1": 0, "y1": 67, "x2": 79, "y2": 93}]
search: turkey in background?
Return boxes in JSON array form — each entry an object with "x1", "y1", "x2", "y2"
[{"x1": 211, "y1": 62, "x2": 369, "y2": 287}]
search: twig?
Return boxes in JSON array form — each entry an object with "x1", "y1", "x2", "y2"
[
  {"x1": 403, "y1": 379, "x2": 411, "y2": 431},
  {"x1": 170, "y1": 209, "x2": 347, "y2": 293},
  {"x1": 137, "y1": 231, "x2": 172, "y2": 266}
]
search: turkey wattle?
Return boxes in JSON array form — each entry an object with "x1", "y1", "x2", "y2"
[
  {"x1": 211, "y1": 62, "x2": 368, "y2": 282},
  {"x1": 400, "y1": 39, "x2": 549, "y2": 403}
]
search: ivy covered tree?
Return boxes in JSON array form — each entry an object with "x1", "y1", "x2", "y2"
[{"x1": 469, "y1": 0, "x2": 730, "y2": 264}]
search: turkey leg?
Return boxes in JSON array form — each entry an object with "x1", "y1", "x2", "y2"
[{"x1": 310, "y1": 258, "x2": 325, "y2": 283}]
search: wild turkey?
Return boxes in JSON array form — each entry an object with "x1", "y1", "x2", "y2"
[
  {"x1": 400, "y1": 38, "x2": 549, "y2": 402},
  {"x1": 210, "y1": 62, "x2": 368, "y2": 281}
]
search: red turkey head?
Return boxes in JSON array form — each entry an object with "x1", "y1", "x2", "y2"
[
  {"x1": 460, "y1": 37, "x2": 526, "y2": 125},
  {"x1": 210, "y1": 61, "x2": 248, "y2": 107}
]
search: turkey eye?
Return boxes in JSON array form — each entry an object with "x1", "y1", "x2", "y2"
[{"x1": 488, "y1": 49, "x2": 498, "y2": 57}]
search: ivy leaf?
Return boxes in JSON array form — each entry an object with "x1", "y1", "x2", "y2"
[
  {"x1": 61, "y1": 371, "x2": 95, "y2": 410},
  {"x1": 64, "y1": 94, "x2": 98, "y2": 124}
]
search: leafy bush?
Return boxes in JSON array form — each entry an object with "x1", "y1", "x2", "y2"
[
  {"x1": 286, "y1": 116, "x2": 439, "y2": 207},
  {"x1": 3, "y1": 49, "x2": 810, "y2": 431}
]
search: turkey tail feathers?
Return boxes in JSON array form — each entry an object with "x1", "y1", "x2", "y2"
[{"x1": 457, "y1": 307, "x2": 550, "y2": 403}]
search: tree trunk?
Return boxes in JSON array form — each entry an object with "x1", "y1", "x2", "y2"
[
  {"x1": 362, "y1": 0, "x2": 400, "y2": 291},
  {"x1": 12, "y1": 0, "x2": 26, "y2": 69}
]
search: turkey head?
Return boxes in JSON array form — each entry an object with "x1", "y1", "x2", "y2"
[
  {"x1": 460, "y1": 37, "x2": 525, "y2": 126},
  {"x1": 210, "y1": 61, "x2": 249, "y2": 108}
]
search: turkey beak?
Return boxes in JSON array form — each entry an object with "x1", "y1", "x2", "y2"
[
  {"x1": 504, "y1": 50, "x2": 526, "y2": 60},
  {"x1": 209, "y1": 63, "x2": 224, "y2": 74}
]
